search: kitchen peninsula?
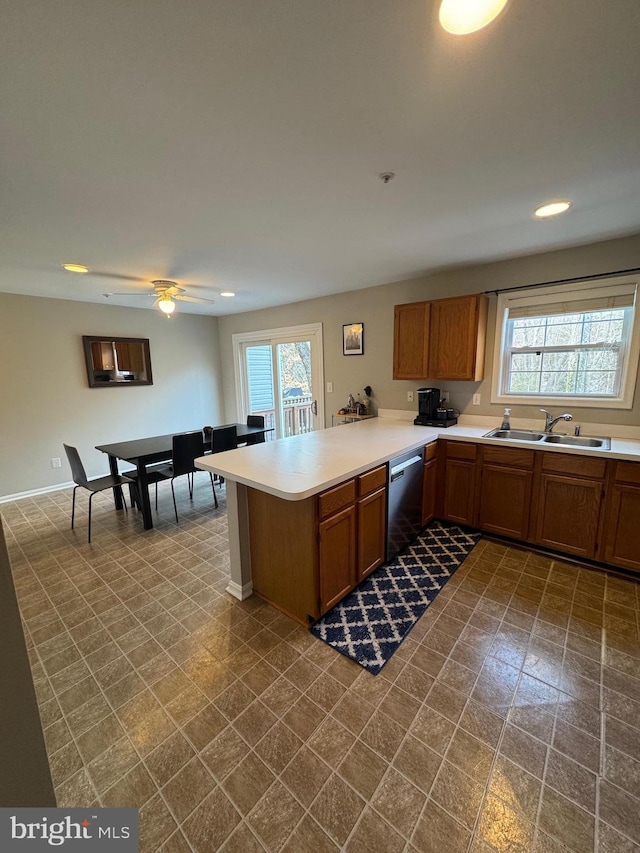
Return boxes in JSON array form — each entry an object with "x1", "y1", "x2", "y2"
[
  {"x1": 196, "y1": 416, "x2": 640, "y2": 624},
  {"x1": 196, "y1": 418, "x2": 431, "y2": 624}
]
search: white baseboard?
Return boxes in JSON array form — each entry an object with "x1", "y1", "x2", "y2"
[
  {"x1": 226, "y1": 580, "x2": 254, "y2": 601},
  {"x1": 0, "y1": 481, "x2": 74, "y2": 505}
]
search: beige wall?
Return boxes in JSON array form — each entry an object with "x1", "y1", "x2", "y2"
[
  {"x1": 2, "y1": 233, "x2": 639, "y2": 500},
  {"x1": 0, "y1": 294, "x2": 223, "y2": 498},
  {"x1": 217, "y1": 233, "x2": 640, "y2": 430}
]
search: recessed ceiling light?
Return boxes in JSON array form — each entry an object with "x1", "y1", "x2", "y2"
[
  {"x1": 439, "y1": 0, "x2": 508, "y2": 35},
  {"x1": 220, "y1": 291, "x2": 235, "y2": 297},
  {"x1": 62, "y1": 263, "x2": 89, "y2": 273},
  {"x1": 534, "y1": 200, "x2": 572, "y2": 219}
]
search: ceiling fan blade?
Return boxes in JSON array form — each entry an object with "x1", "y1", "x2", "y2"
[
  {"x1": 103, "y1": 291, "x2": 156, "y2": 298},
  {"x1": 173, "y1": 294, "x2": 216, "y2": 304},
  {"x1": 92, "y1": 271, "x2": 148, "y2": 282}
]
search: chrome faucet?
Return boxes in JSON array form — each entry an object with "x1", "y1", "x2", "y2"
[{"x1": 540, "y1": 408, "x2": 573, "y2": 434}]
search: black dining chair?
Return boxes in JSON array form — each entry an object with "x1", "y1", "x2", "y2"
[
  {"x1": 210, "y1": 425, "x2": 238, "y2": 488},
  {"x1": 154, "y1": 432, "x2": 217, "y2": 523},
  {"x1": 245, "y1": 414, "x2": 266, "y2": 445},
  {"x1": 63, "y1": 444, "x2": 133, "y2": 543}
]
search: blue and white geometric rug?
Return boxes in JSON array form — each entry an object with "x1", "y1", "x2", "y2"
[{"x1": 310, "y1": 520, "x2": 481, "y2": 674}]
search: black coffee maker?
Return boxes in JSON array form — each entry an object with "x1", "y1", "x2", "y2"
[
  {"x1": 416, "y1": 388, "x2": 440, "y2": 421},
  {"x1": 414, "y1": 387, "x2": 458, "y2": 427}
]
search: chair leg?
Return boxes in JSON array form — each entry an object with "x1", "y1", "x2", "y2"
[
  {"x1": 155, "y1": 483, "x2": 159, "y2": 511},
  {"x1": 210, "y1": 473, "x2": 218, "y2": 509},
  {"x1": 88, "y1": 492, "x2": 94, "y2": 543},
  {"x1": 170, "y1": 479, "x2": 179, "y2": 524},
  {"x1": 71, "y1": 485, "x2": 78, "y2": 530}
]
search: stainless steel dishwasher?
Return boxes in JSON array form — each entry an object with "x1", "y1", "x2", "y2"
[{"x1": 387, "y1": 447, "x2": 424, "y2": 559}]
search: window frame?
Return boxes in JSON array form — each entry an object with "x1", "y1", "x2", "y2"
[{"x1": 491, "y1": 275, "x2": 640, "y2": 409}]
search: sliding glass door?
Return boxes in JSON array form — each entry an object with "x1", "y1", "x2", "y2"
[{"x1": 234, "y1": 324, "x2": 324, "y2": 439}]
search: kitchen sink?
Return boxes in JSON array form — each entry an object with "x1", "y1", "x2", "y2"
[
  {"x1": 484, "y1": 428, "x2": 611, "y2": 450},
  {"x1": 484, "y1": 429, "x2": 545, "y2": 442},
  {"x1": 542, "y1": 434, "x2": 611, "y2": 449}
]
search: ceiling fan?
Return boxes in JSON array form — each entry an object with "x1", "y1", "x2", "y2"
[{"x1": 103, "y1": 280, "x2": 215, "y2": 317}]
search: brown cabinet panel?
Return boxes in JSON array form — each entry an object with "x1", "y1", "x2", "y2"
[
  {"x1": 442, "y1": 459, "x2": 477, "y2": 527},
  {"x1": 319, "y1": 505, "x2": 357, "y2": 612},
  {"x1": 429, "y1": 294, "x2": 488, "y2": 381},
  {"x1": 602, "y1": 483, "x2": 640, "y2": 572},
  {"x1": 393, "y1": 302, "x2": 431, "y2": 379},
  {"x1": 358, "y1": 465, "x2": 387, "y2": 498},
  {"x1": 319, "y1": 479, "x2": 356, "y2": 519},
  {"x1": 357, "y1": 487, "x2": 387, "y2": 581},
  {"x1": 482, "y1": 445, "x2": 535, "y2": 469},
  {"x1": 248, "y1": 489, "x2": 319, "y2": 624},
  {"x1": 614, "y1": 461, "x2": 640, "y2": 486},
  {"x1": 478, "y1": 464, "x2": 533, "y2": 539},
  {"x1": 533, "y1": 473, "x2": 602, "y2": 558},
  {"x1": 541, "y1": 453, "x2": 606, "y2": 480},
  {"x1": 422, "y1": 457, "x2": 438, "y2": 526},
  {"x1": 444, "y1": 441, "x2": 478, "y2": 461},
  {"x1": 424, "y1": 442, "x2": 438, "y2": 462}
]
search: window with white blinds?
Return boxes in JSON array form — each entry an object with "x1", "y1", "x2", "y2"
[{"x1": 491, "y1": 275, "x2": 640, "y2": 409}]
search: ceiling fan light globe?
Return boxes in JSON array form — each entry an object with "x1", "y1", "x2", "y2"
[
  {"x1": 439, "y1": 0, "x2": 508, "y2": 35},
  {"x1": 157, "y1": 297, "x2": 176, "y2": 315}
]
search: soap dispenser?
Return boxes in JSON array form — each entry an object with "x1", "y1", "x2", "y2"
[{"x1": 501, "y1": 408, "x2": 511, "y2": 430}]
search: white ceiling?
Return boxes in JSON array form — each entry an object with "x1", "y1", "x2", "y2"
[{"x1": 2, "y1": 0, "x2": 640, "y2": 317}]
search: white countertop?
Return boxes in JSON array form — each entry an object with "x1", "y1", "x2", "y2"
[{"x1": 196, "y1": 418, "x2": 640, "y2": 501}]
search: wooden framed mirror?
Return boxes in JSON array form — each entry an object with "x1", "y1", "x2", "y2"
[{"x1": 82, "y1": 336, "x2": 153, "y2": 387}]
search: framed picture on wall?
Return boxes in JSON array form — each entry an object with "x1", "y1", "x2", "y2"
[{"x1": 343, "y1": 323, "x2": 364, "y2": 356}]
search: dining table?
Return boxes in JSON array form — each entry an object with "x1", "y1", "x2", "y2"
[{"x1": 96, "y1": 423, "x2": 272, "y2": 530}]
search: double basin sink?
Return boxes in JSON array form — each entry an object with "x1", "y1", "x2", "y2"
[{"x1": 484, "y1": 428, "x2": 611, "y2": 450}]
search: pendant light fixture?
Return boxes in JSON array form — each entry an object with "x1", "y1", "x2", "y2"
[{"x1": 439, "y1": 0, "x2": 509, "y2": 35}]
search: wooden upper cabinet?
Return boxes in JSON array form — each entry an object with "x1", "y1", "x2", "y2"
[
  {"x1": 429, "y1": 294, "x2": 488, "y2": 381},
  {"x1": 393, "y1": 293, "x2": 488, "y2": 381},
  {"x1": 393, "y1": 301, "x2": 430, "y2": 380}
]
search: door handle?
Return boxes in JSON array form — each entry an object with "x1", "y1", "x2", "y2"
[{"x1": 312, "y1": 399, "x2": 318, "y2": 415}]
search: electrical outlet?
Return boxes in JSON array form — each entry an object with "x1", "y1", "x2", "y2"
[
  {"x1": 407, "y1": 391, "x2": 414, "y2": 403},
  {"x1": 326, "y1": 381, "x2": 333, "y2": 393},
  {"x1": 441, "y1": 392, "x2": 450, "y2": 404},
  {"x1": 51, "y1": 457, "x2": 61, "y2": 469},
  {"x1": 472, "y1": 394, "x2": 481, "y2": 406}
]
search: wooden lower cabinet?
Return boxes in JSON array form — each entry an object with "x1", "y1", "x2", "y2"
[
  {"x1": 422, "y1": 458, "x2": 438, "y2": 526},
  {"x1": 440, "y1": 442, "x2": 477, "y2": 527},
  {"x1": 319, "y1": 505, "x2": 357, "y2": 612},
  {"x1": 532, "y1": 453, "x2": 606, "y2": 560},
  {"x1": 248, "y1": 464, "x2": 387, "y2": 624},
  {"x1": 477, "y1": 446, "x2": 534, "y2": 540},
  {"x1": 357, "y1": 487, "x2": 386, "y2": 581},
  {"x1": 601, "y1": 462, "x2": 640, "y2": 571}
]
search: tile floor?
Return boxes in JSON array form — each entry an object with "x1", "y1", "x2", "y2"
[{"x1": 2, "y1": 476, "x2": 640, "y2": 853}]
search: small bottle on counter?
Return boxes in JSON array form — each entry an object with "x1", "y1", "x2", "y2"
[{"x1": 501, "y1": 408, "x2": 511, "y2": 430}]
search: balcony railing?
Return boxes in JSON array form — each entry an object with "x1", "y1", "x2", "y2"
[{"x1": 252, "y1": 394, "x2": 313, "y2": 439}]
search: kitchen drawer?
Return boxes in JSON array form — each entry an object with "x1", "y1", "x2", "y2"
[
  {"x1": 444, "y1": 441, "x2": 477, "y2": 461},
  {"x1": 614, "y1": 461, "x2": 640, "y2": 485},
  {"x1": 482, "y1": 445, "x2": 535, "y2": 470},
  {"x1": 358, "y1": 465, "x2": 387, "y2": 497},
  {"x1": 424, "y1": 442, "x2": 437, "y2": 462},
  {"x1": 541, "y1": 452, "x2": 606, "y2": 480},
  {"x1": 319, "y1": 479, "x2": 356, "y2": 519}
]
